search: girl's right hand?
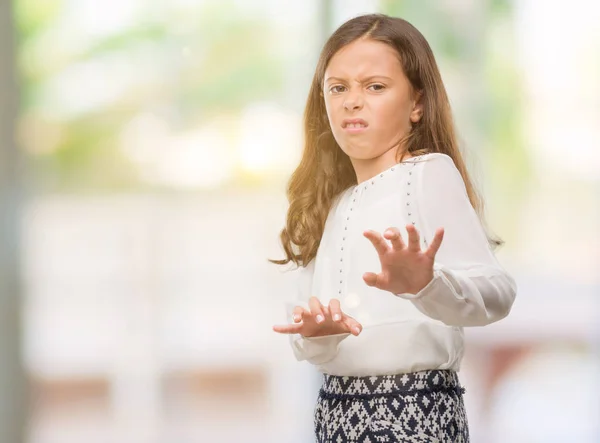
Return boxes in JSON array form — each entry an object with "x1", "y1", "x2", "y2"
[{"x1": 272, "y1": 297, "x2": 363, "y2": 338}]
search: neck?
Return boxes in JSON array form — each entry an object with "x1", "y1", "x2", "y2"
[{"x1": 351, "y1": 148, "x2": 412, "y2": 185}]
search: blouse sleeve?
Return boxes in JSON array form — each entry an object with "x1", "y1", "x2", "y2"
[
  {"x1": 285, "y1": 259, "x2": 350, "y2": 365},
  {"x1": 395, "y1": 154, "x2": 517, "y2": 327}
]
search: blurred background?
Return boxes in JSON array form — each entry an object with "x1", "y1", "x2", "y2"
[{"x1": 0, "y1": 0, "x2": 599, "y2": 442}]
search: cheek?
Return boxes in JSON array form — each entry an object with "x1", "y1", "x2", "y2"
[
  {"x1": 323, "y1": 102, "x2": 336, "y2": 130},
  {"x1": 371, "y1": 97, "x2": 411, "y2": 134},
  {"x1": 324, "y1": 98, "x2": 339, "y2": 122}
]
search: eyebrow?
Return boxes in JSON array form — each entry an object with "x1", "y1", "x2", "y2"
[{"x1": 324, "y1": 75, "x2": 393, "y2": 84}]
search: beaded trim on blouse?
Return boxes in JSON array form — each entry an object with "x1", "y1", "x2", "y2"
[{"x1": 337, "y1": 154, "x2": 431, "y2": 296}]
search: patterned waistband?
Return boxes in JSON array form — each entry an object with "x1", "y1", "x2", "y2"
[{"x1": 319, "y1": 369, "x2": 465, "y2": 401}]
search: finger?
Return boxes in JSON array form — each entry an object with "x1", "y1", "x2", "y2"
[
  {"x1": 329, "y1": 298, "x2": 342, "y2": 322},
  {"x1": 424, "y1": 227, "x2": 444, "y2": 259},
  {"x1": 406, "y1": 224, "x2": 421, "y2": 252},
  {"x1": 292, "y1": 306, "x2": 307, "y2": 323},
  {"x1": 272, "y1": 323, "x2": 303, "y2": 334},
  {"x1": 363, "y1": 271, "x2": 380, "y2": 288},
  {"x1": 383, "y1": 227, "x2": 405, "y2": 250},
  {"x1": 364, "y1": 272, "x2": 388, "y2": 289},
  {"x1": 363, "y1": 230, "x2": 390, "y2": 256},
  {"x1": 308, "y1": 296, "x2": 325, "y2": 324},
  {"x1": 343, "y1": 317, "x2": 363, "y2": 336}
]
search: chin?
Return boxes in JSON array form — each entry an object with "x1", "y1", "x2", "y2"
[{"x1": 339, "y1": 145, "x2": 375, "y2": 160}]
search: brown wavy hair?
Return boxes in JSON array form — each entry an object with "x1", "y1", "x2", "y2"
[{"x1": 270, "y1": 13, "x2": 502, "y2": 268}]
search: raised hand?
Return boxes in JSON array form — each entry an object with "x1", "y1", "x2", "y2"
[
  {"x1": 272, "y1": 296, "x2": 362, "y2": 338},
  {"x1": 363, "y1": 224, "x2": 444, "y2": 296}
]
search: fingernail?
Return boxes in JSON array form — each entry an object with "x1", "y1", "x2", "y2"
[
  {"x1": 333, "y1": 314, "x2": 341, "y2": 321},
  {"x1": 353, "y1": 326, "x2": 361, "y2": 335},
  {"x1": 316, "y1": 315, "x2": 324, "y2": 323},
  {"x1": 293, "y1": 315, "x2": 299, "y2": 322}
]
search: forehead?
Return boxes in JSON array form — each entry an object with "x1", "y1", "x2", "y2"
[{"x1": 324, "y1": 39, "x2": 402, "y2": 80}]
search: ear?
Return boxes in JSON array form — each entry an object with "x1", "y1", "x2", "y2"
[{"x1": 410, "y1": 90, "x2": 424, "y2": 123}]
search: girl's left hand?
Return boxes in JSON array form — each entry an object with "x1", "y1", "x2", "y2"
[{"x1": 363, "y1": 224, "x2": 444, "y2": 296}]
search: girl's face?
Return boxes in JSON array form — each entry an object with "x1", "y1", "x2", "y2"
[{"x1": 323, "y1": 38, "x2": 422, "y2": 164}]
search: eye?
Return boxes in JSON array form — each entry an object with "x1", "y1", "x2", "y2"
[
  {"x1": 368, "y1": 84, "x2": 386, "y2": 91},
  {"x1": 328, "y1": 85, "x2": 347, "y2": 94}
]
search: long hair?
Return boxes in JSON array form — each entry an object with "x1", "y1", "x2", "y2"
[{"x1": 271, "y1": 13, "x2": 502, "y2": 268}]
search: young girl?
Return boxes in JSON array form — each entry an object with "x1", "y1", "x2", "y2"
[{"x1": 271, "y1": 13, "x2": 516, "y2": 443}]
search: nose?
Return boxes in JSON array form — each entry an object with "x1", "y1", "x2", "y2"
[{"x1": 343, "y1": 91, "x2": 364, "y2": 111}]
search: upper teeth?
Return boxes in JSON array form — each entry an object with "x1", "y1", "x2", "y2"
[{"x1": 347, "y1": 123, "x2": 365, "y2": 128}]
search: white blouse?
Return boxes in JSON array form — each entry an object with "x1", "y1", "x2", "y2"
[{"x1": 283, "y1": 152, "x2": 517, "y2": 376}]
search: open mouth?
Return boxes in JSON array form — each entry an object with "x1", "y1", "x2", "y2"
[{"x1": 342, "y1": 119, "x2": 368, "y2": 131}]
